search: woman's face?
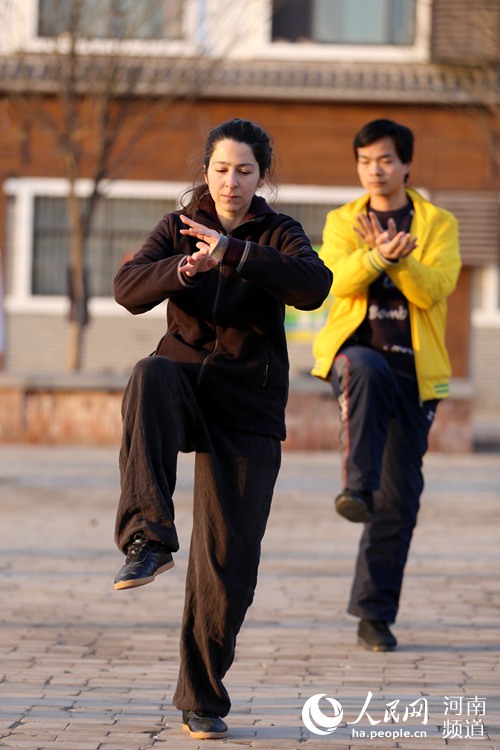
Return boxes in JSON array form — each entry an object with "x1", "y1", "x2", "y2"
[{"x1": 205, "y1": 138, "x2": 264, "y2": 229}]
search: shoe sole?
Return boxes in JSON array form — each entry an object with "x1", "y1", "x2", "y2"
[
  {"x1": 114, "y1": 559, "x2": 175, "y2": 590},
  {"x1": 357, "y1": 636, "x2": 397, "y2": 652},
  {"x1": 335, "y1": 496, "x2": 373, "y2": 523},
  {"x1": 182, "y1": 723, "x2": 228, "y2": 739}
]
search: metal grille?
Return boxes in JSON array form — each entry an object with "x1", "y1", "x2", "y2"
[
  {"x1": 432, "y1": 191, "x2": 500, "y2": 266},
  {"x1": 32, "y1": 196, "x2": 176, "y2": 297},
  {"x1": 270, "y1": 200, "x2": 337, "y2": 247}
]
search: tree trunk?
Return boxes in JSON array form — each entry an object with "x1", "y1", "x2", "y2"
[
  {"x1": 66, "y1": 190, "x2": 87, "y2": 372},
  {"x1": 67, "y1": 317, "x2": 84, "y2": 371}
]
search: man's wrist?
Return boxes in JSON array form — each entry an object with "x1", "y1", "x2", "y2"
[{"x1": 376, "y1": 248, "x2": 399, "y2": 265}]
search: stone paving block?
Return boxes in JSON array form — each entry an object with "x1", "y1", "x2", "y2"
[
  {"x1": 1, "y1": 447, "x2": 499, "y2": 750},
  {"x1": 0, "y1": 744, "x2": 66, "y2": 750}
]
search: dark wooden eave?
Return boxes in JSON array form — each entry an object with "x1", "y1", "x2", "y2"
[{"x1": 0, "y1": 54, "x2": 499, "y2": 105}]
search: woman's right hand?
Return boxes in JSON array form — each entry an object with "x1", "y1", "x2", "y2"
[{"x1": 180, "y1": 248, "x2": 219, "y2": 277}]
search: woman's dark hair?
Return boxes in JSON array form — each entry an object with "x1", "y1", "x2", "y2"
[
  {"x1": 353, "y1": 119, "x2": 414, "y2": 166},
  {"x1": 181, "y1": 118, "x2": 275, "y2": 215}
]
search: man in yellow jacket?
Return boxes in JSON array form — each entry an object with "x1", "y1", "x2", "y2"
[{"x1": 312, "y1": 119, "x2": 461, "y2": 651}]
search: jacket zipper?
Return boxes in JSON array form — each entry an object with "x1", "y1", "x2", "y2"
[
  {"x1": 196, "y1": 259, "x2": 224, "y2": 388},
  {"x1": 195, "y1": 218, "x2": 267, "y2": 389}
]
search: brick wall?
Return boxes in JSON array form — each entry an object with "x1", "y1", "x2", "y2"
[
  {"x1": 284, "y1": 388, "x2": 472, "y2": 453},
  {"x1": 0, "y1": 379, "x2": 473, "y2": 452}
]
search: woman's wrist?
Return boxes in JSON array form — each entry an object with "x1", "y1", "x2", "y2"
[{"x1": 210, "y1": 234, "x2": 229, "y2": 262}]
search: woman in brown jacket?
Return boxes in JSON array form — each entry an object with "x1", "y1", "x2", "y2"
[{"x1": 113, "y1": 118, "x2": 332, "y2": 739}]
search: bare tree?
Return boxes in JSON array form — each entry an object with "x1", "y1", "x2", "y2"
[{"x1": 0, "y1": 0, "x2": 266, "y2": 370}]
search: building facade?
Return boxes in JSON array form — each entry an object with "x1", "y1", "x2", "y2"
[{"x1": 0, "y1": 0, "x2": 499, "y2": 415}]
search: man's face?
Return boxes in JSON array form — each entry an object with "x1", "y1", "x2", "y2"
[{"x1": 356, "y1": 136, "x2": 411, "y2": 202}]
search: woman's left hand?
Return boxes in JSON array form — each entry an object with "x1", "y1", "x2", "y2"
[{"x1": 179, "y1": 214, "x2": 221, "y2": 276}]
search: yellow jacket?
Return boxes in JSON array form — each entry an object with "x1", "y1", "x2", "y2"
[{"x1": 312, "y1": 188, "x2": 461, "y2": 400}]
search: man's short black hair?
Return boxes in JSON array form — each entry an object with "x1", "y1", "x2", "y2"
[{"x1": 353, "y1": 119, "x2": 414, "y2": 165}]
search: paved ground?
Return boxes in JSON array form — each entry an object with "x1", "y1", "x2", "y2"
[{"x1": 0, "y1": 445, "x2": 499, "y2": 750}]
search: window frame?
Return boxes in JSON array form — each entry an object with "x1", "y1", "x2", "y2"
[{"x1": 4, "y1": 178, "x2": 188, "y2": 319}]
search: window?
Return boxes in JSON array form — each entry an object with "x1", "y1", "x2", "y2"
[
  {"x1": 37, "y1": 0, "x2": 183, "y2": 41},
  {"x1": 272, "y1": 0, "x2": 416, "y2": 45},
  {"x1": 32, "y1": 195, "x2": 176, "y2": 297}
]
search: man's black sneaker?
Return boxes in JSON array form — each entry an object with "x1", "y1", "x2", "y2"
[
  {"x1": 335, "y1": 489, "x2": 373, "y2": 523},
  {"x1": 357, "y1": 619, "x2": 397, "y2": 652},
  {"x1": 114, "y1": 535, "x2": 174, "y2": 590},
  {"x1": 182, "y1": 710, "x2": 228, "y2": 739}
]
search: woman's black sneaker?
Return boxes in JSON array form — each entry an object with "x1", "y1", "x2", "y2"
[
  {"x1": 357, "y1": 619, "x2": 397, "y2": 651},
  {"x1": 114, "y1": 535, "x2": 174, "y2": 590},
  {"x1": 182, "y1": 710, "x2": 228, "y2": 739}
]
